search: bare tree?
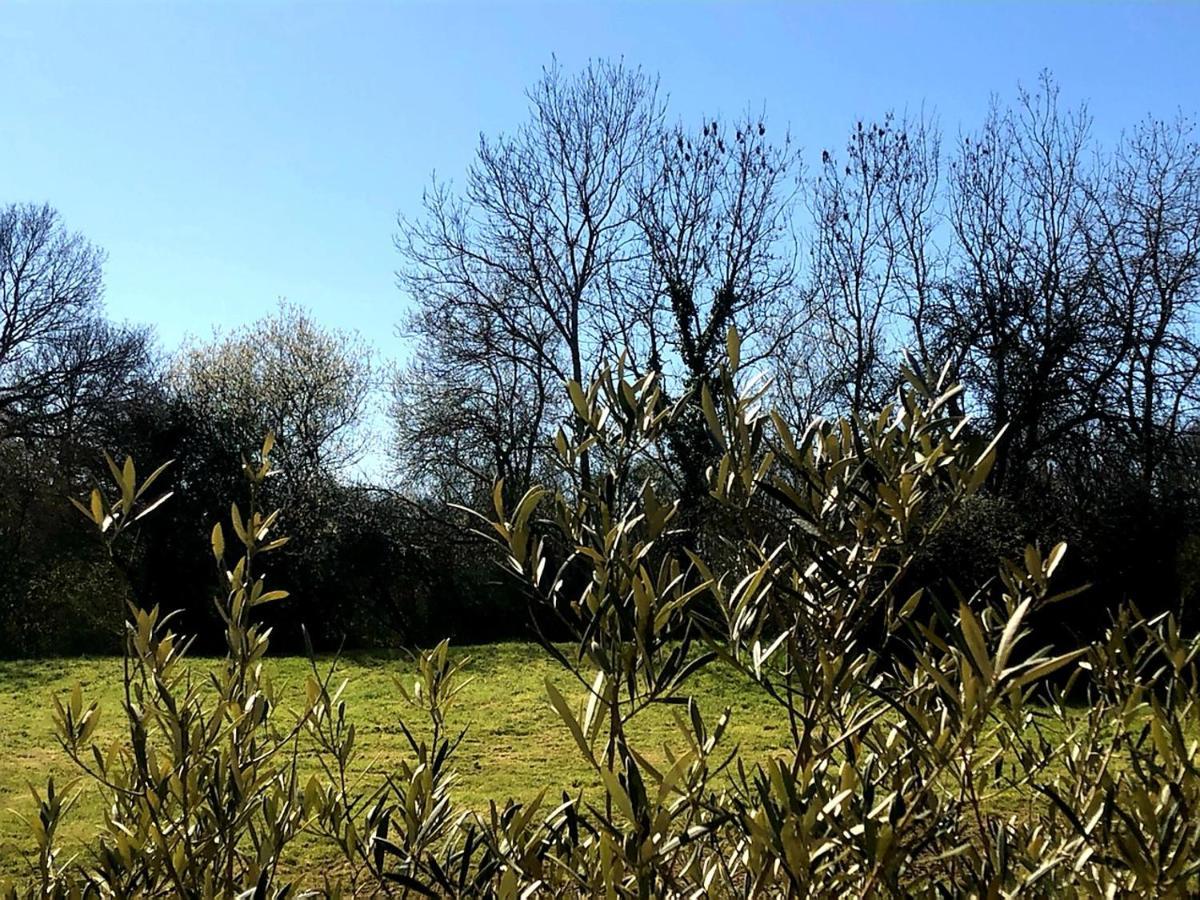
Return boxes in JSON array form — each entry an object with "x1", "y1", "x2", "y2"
[
  {"x1": 31, "y1": 317, "x2": 154, "y2": 453},
  {"x1": 774, "y1": 110, "x2": 946, "y2": 430},
  {"x1": 803, "y1": 117, "x2": 908, "y2": 418},
  {"x1": 881, "y1": 111, "x2": 945, "y2": 373},
  {"x1": 636, "y1": 114, "x2": 801, "y2": 382},
  {"x1": 633, "y1": 113, "x2": 801, "y2": 512},
  {"x1": 0, "y1": 203, "x2": 139, "y2": 442},
  {"x1": 920, "y1": 77, "x2": 1124, "y2": 492},
  {"x1": 392, "y1": 299, "x2": 551, "y2": 507},
  {"x1": 396, "y1": 62, "x2": 1200, "y2": 558},
  {"x1": 1091, "y1": 113, "x2": 1200, "y2": 485},
  {"x1": 800, "y1": 84, "x2": 1200, "y2": 502},
  {"x1": 395, "y1": 62, "x2": 805, "y2": 517},
  {"x1": 396, "y1": 60, "x2": 663, "y2": 493}
]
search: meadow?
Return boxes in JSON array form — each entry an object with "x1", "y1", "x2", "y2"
[{"x1": 0, "y1": 643, "x2": 789, "y2": 878}]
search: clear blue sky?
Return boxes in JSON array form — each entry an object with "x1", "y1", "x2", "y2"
[{"x1": 3, "y1": 1, "x2": 1198, "y2": 361}]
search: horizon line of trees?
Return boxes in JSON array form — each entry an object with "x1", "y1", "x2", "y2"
[{"x1": 2, "y1": 63, "x2": 1198, "y2": 655}]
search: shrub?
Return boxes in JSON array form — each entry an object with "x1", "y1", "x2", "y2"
[
  {"x1": 8, "y1": 332, "x2": 1200, "y2": 896},
  {"x1": 6, "y1": 440, "x2": 320, "y2": 896}
]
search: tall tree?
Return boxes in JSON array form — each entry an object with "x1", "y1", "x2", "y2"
[
  {"x1": 395, "y1": 62, "x2": 801, "y2": 512},
  {"x1": 806, "y1": 118, "x2": 907, "y2": 416},
  {"x1": 635, "y1": 113, "x2": 801, "y2": 512},
  {"x1": 0, "y1": 203, "x2": 148, "y2": 444},
  {"x1": 1091, "y1": 114, "x2": 1200, "y2": 486},
  {"x1": 397, "y1": 60, "x2": 662, "y2": 493},
  {"x1": 636, "y1": 115, "x2": 800, "y2": 382},
  {"x1": 918, "y1": 77, "x2": 1123, "y2": 493},
  {"x1": 391, "y1": 322, "x2": 551, "y2": 507}
]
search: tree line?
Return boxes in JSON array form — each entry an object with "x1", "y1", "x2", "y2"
[{"x1": 2, "y1": 64, "x2": 1198, "y2": 655}]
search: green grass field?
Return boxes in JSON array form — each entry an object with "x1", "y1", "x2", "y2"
[{"x1": 0, "y1": 643, "x2": 791, "y2": 879}]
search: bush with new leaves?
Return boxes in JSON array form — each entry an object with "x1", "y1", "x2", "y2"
[{"x1": 8, "y1": 331, "x2": 1200, "y2": 897}]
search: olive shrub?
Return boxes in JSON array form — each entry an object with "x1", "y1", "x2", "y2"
[{"x1": 8, "y1": 332, "x2": 1200, "y2": 897}]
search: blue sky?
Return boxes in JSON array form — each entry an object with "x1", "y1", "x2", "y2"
[{"x1": 3, "y1": 1, "x2": 1198, "y2": 363}]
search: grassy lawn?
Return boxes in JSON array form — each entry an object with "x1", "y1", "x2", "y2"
[{"x1": 0, "y1": 643, "x2": 792, "y2": 878}]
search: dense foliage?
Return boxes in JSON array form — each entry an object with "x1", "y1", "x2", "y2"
[{"x1": 0, "y1": 291, "x2": 520, "y2": 655}]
